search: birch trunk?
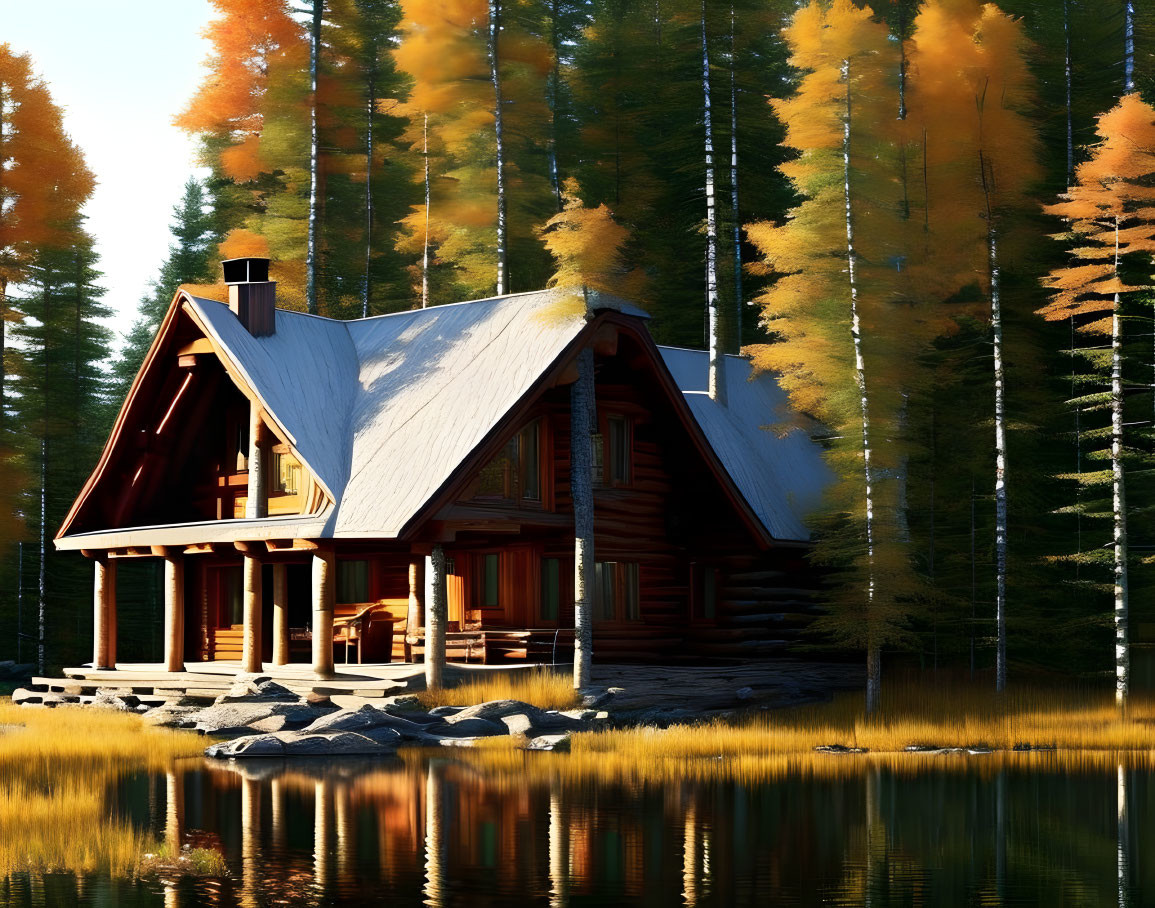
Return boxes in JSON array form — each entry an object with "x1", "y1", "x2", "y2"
[
  {"x1": 1118, "y1": 764, "x2": 1130, "y2": 907},
  {"x1": 362, "y1": 48, "x2": 375, "y2": 319},
  {"x1": 425, "y1": 543, "x2": 447, "y2": 689},
  {"x1": 38, "y1": 437, "x2": 46, "y2": 676},
  {"x1": 1125, "y1": 1, "x2": 1135, "y2": 93},
  {"x1": 422, "y1": 112, "x2": 430, "y2": 309},
  {"x1": 702, "y1": 1, "x2": 724, "y2": 404},
  {"x1": 0, "y1": 278, "x2": 6, "y2": 431},
  {"x1": 1111, "y1": 218, "x2": 1129, "y2": 709},
  {"x1": 728, "y1": 4, "x2": 742, "y2": 348},
  {"x1": 1064, "y1": 0, "x2": 1073, "y2": 185},
  {"x1": 571, "y1": 346, "x2": 595, "y2": 689},
  {"x1": 306, "y1": 0, "x2": 323, "y2": 315},
  {"x1": 842, "y1": 61, "x2": 880, "y2": 714},
  {"x1": 989, "y1": 222, "x2": 1008, "y2": 693},
  {"x1": 548, "y1": 0, "x2": 562, "y2": 210},
  {"x1": 489, "y1": 0, "x2": 508, "y2": 296}
]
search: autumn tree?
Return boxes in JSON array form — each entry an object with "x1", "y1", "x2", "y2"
[
  {"x1": 538, "y1": 179, "x2": 641, "y2": 689},
  {"x1": 747, "y1": 0, "x2": 918, "y2": 713},
  {"x1": 1038, "y1": 94, "x2": 1155, "y2": 708}
]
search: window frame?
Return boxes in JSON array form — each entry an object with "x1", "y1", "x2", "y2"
[{"x1": 593, "y1": 561, "x2": 641, "y2": 623}]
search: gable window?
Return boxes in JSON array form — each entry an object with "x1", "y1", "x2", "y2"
[
  {"x1": 594, "y1": 561, "x2": 640, "y2": 622},
  {"x1": 541, "y1": 557, "x2": 561, "y2": 622},
  {"x1": 473, "y1": 420, "x2": 542, "y2": 504},
  {"x1": 607, "y1": 416, "x2": 632, "y2": 485},
  {"x1": 337, "y1": 560, "x2": 369, "y2": 604},
  {"x1": 272, "y1": 451, "x2": 301, "y2": 495}
]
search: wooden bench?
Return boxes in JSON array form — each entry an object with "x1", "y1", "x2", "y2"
[{"x1": 331, "y1": 600, "x2": 402, "y2": 664}]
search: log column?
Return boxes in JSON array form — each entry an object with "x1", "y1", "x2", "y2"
[
  {"x1": 241, "y1": 554, "x2": 263, "y2": 674},
  {"x1": 272, "y1": 563, "x2": 290, "y2": 666},
  {"x1": 93, "y1": 556, "x2": 117, "y2": 670},
  {"x1": 425, "y1": 545, "x2": 447, "y2": 689},
  {"x1": 246, "y1": 404, "x2": 268, "y2": 520},
  {"x1": 312, "y1": 548, "x2": 335, "y2": 680},
  {"x1": 163, "y1": 551, "x2": 185, "y2": 672},
  {"x1": 407, "y1": 559, "x2": 424, "y2": 662}
]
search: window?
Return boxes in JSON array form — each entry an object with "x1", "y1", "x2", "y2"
[
  {"x1": 594, "y1": 561, "x2": 640, "y2": 622},
  {"x1": 337, "y1": 560, "x2": 369, "y2": 604},
  {"x1": 223, "y1": 567, "x2": 244, "y2": 625},
  {"x1": 590, "y1": 432, "x2": 604, "y2": 486},
  {"x1": 473, "y1": 420, "x2": 542, "y2": 504},
  {"x1": 483, "y1": 553, "x2": 500, "y2": 608},
  {"x1": 541, "y1": 557, "x2": 560, "y2": 622},
  {"x1": 691, "y1": 564, "x2": 717, "y2": 621},
  {"x1": 607, "y1": 416, "x2": 632, "y2": 485},
  {"x1": 272, "y1": 451, "x2": 301, "y2": 495}
]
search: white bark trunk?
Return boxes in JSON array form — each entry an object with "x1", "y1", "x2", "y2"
[
  {"x1": 1064, "y1": 0, "x2": 1073, "y2": 185},
  {"x1": 571, "y1": 347, "x2": 595, "y2": 689},
  {"x1": 38, "y1": 437, "x2": 46, "y2": 676},
  {"x1": 489, "y1": 0, "x2": 508, "y2": 296},
  {"x1": 1112, "y1": 218, "x2": 1129, "y2": 709},
  {"x1": 1118, "y1": 764, "x2": 1130, "y2": 906},
  {"x1": 245, "y1": 405, "x2": 266, "y2": 519},
  {"x1": 990, "y1": 223, "x2": 1008, "y2": 692},
  {"x1": 306, "y1": 0, "x2": 323, "y2": 315},
  {"x1": 362, "y1": 52, "x2": 375, "y2": 319},
  {"x1": 841, "y1": 60, "x2": 879, "y2": 714},
  {"x1": 422, "y1": 112, "x2": 430, "y2": 309},
  {"x1": 425, "y1": 544, "x2": 447, "y2": 689},
  {"x1": 728, "y1": 5, "x2": 742, "y2": 348},
  {"x1": 1125, "y1": 1, "x2": 1135, "y2": 93},
  {"x1": 702, "y1": 2, "x2": 724, "y2": 404}
]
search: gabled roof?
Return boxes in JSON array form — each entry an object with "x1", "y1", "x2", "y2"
[{"x1": 57, "y1": 288, "x2": 830, "y2": 549}]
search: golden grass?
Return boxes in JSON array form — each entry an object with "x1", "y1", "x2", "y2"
[
  {"x1": 0, "y1": 701, "x2": 210, "y2": 878},
  {"x1": 417, "y1": 679, "x2": 1155, "y2": 785},
  {"x1": 417, "y1": 668, "x2": 582, "y2": 711}
]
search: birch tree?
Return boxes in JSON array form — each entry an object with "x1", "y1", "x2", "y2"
[
  {"x1": 747, "y1": 0, "x2": 913, "y2": 714},
  {"x1": 1039, "y1": 94, "x2": 1155, "y2": 709}
]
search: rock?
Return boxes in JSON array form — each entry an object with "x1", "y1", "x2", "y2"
[
  {"x1": 735, "y1": 687, "x2": 754, "y2": 701},
  {"x1": 141, "y1": 704, "x2": 202, "y2": 728},
  {"x1": 501, "y1": 713, "x2": 536, "y2": 738},
  {"x1": 389, "y1": 710, "x2": 445, "y2": 726},
  {"x1": 215, "y1": 679, "x2": 299, "y2": 704},
  {"x1": 439, "y1": 717, "x2": 507, "y2": 737},
  {"x1": 428, "y1": 705, "x2": 465, "y2": 718},
  {"x1": 580, "y1": 687, "x2": 623, "y2": 709},
  {"x1": 206, "y1": 729, "x2": 395, "y2": 759},
  {"x1": 304, "y1": 704, "x2": 391, "y2": 734},
  {"x1": 384, "y1": 694, "x2": 423, "y2": 711},
  {"x1": 91, "y1": 689, "x2": 142, "y2": 711},
  {"x1": 559, "y1": 709, "x2": 598, "y2": 722},
  {"x1": 500, "y1": 711, "x2": 581, "y2": 738},
  {"x1": 447, "y1": 699, "x2": 544, "y2": 724},
  {"x1": 814, "y1": 744, "x2": 868, "y2": 754},
  {"x1": 192, "y1": 702, "x2": 326, "y2": 734},
  {"x1": 248, "y1": 715, "x2": 291, "y2": 733},
  {"x1": 356, "y1": 726, "x2": 404, "y2": 748},
  {"x1": 0, "y1": 662, "x2": 34, "y2": 682},
  {"x1": 525, "y1": 734, "x2": 571, "y2": 752},
  {"x1": 10, "y1": 688, "x2": 41, "y2": 705}
]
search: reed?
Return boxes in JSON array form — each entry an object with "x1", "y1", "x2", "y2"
[
  {"x1": 417, "y1": 668, "x2": 581, "y2": 711},
  {"x1": 0, "y1": 701, "x2": 211, "y2": 878}
]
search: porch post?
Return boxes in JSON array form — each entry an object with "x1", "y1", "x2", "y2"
[
  {"x1": 93, "y1": 556, "x2": 116, "y2": 670},
  {"x1": 241, "y1": 553, "x2": 263, "y2": 673},
  {"x1": 407, "y1": 559, "x2": 424, "y2": 662},
  {"x1": 272, "y1": 563, "x2": 290, "y2": 665},
  {"x1": 312, "y1": 548, "x2": 335, "y2": 680},
  {"x1": 246, "y1": 404, "x2": 268, "y2": 519},
  {"x1": 163, "y1": 551, "x2": 185, "y2": 672},
  {"x1": 425, "y1": 545, "x2": 447, "y2": 689}
]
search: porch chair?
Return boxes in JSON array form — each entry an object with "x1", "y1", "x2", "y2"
[{"x1": 330, "y1": 601, "x2": 399, "y2": 664}]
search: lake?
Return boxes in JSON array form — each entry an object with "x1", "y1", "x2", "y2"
[{"x1": 1, "y1": 751, "x2": 1150, "y2": 907}]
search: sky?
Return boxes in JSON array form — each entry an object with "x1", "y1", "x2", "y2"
[{"x1": 3, "y1": 0, "x2": 213, "y2": 346}]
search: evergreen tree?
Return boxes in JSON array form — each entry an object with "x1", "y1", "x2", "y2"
[{"x1": 110, "y1": 178, "x2": 217, "y2": 406}]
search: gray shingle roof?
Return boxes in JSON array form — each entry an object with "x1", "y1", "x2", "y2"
[{"x1": 62, "y1": 288, "x2": 829, "y2": 548}]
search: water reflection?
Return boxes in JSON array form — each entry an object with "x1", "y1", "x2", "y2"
[{"x1": 2, "y1": 754, "x2": 1153, "y2": 906}]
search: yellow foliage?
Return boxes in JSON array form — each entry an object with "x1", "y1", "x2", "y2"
[{"x1": 416, "y1": 668, "x2": 582, "y2": 711}]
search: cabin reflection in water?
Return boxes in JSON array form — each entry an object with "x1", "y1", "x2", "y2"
[{"x1": 115, "y1": 756, "x2": 1152, "y2": 908}]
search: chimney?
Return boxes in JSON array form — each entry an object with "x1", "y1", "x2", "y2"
[{"x1": 222, "y1": 257, "x2": 276, "y2": 337}]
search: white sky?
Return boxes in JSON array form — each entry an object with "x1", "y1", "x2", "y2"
[{"x1": 3, "y1": 0, "x2": 213, "y2": 347}]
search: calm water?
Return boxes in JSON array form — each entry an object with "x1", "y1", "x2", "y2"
[{"x1": 2, "y1": 754, "x2": 1152, "y2": 907}]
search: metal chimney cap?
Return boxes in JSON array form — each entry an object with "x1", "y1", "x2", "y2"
[{"x1": 221, "y1": 257, "x2": 271, "y2": 285}]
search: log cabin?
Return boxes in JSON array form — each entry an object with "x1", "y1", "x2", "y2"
[{"x1": 54, "y1": 258, "x2": 830, "y2": 679}]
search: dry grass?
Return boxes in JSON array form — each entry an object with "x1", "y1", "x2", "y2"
[
  {"x1": 417, "y1": 668, "x2": 582, "y2": 711},
  {"x1": 420, "y1": 680, "x2": 1155, "y2": 785},
  {"x1": 0, "y1": 701, "x2": 210, "y2": 878}
]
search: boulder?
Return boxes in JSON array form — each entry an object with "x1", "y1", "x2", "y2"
[
  {"x1": 192, "y1": 702, "x2": 326, "y2": 735},
  {"x1": 580, "y1": 687, "x2": 622, "y2": 709},
  {"x1": 439, "y1": 717, "x2": 506, "y2": 737},
  {"x1": 248, "y1": 715, "x2": 291, "y2": 733},
  {"x1": 206, "y1": 729, "x2": 395, "y2": 759},
  {"x1": 305, "y1": 704, "x2": 391, "y2": 734},
  {"x1": 215, "y1": 679, "x2": 299, "y2": 704},
  {"x1": 735, "y1": 686, "x2": 754, "y2": 701},
  {"x1": 525, "y1": 733, "x2": 571, "y2": 752},
  {"x1": 141, "y1": 704, "x2": 202, "y2": 728},
  {"x1": 384, "y1": 694, "x2": 423, "y2": 711},
  {"x1": 10, "y1": 688, "x2": 41, "y2": 705},
  {"x1": 428, "y1": 705, "x2": 465, "y2": 718},
  {"x1": 389, "y1": 710, "x2": 446, "y2": 727},
  {"x1": 446, "y1": 699, "x2": 540, "y2": 724},
  {"x1": 91, "y1": 689, "x2": 143, "y2": 712}
]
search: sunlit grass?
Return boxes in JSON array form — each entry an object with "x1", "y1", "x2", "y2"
[
  {"x1": 418, "y1": 679, "x2": 1155, "y2": 785},
  {"x1": 417, "y1": 668, "x2": 582, "y2": 711},
  {"x1": 0, "y1": 700, "x2": 213, "y2": 878}
]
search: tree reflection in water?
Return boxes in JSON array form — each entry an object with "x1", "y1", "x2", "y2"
[{"x1": 5, "y1": 752, "x2": 1152, "y2": 906}]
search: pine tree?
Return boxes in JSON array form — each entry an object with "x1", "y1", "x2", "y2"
[
  {"x1": 1039, "y1": 94, "x2": 1155, "y2": 709},
  {"x1": 111, "y1": 178, "x2": 216, "y2": 406}
]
